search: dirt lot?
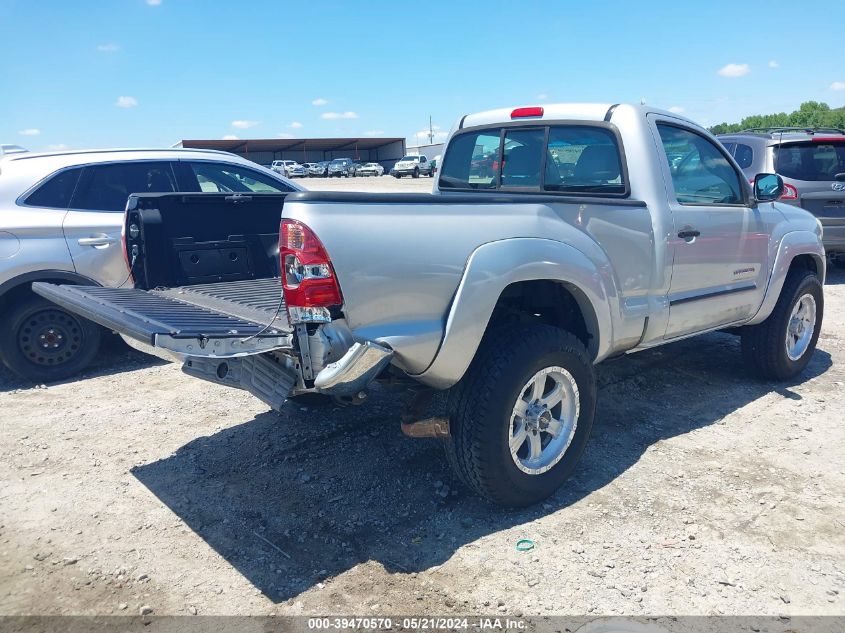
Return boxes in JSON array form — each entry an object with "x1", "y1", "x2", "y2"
[{"x1": 1, "y1": 176, "x2": 843, "y2": 618}]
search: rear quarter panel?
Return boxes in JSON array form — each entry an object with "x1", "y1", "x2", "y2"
[{"x1": 282, "y1": 193, "x2": 655, "y2": 378}]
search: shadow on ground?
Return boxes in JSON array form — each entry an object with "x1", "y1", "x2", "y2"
[
  {"x1": 0, "y1": 334, "x2": 166, "y2": 393},
  {"x1": 131, "y1": 331, "x2": 831, "y2": 602}
]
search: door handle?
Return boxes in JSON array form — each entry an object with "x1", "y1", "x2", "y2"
[
  {"x1": 677, "y1": 229, "x2": 700, "y2": 240},
  {"x1": 78, "y1": 236, "x2": 117, "y2": 247}
]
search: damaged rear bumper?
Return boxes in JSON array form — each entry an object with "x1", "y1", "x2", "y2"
[{"x1": 180, "y1": 338, "x2": 393, "y2": 410}]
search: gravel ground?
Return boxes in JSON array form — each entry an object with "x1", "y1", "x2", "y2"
[{"x1": 0, "y1": 177, "x2": 843, "y2": 618}]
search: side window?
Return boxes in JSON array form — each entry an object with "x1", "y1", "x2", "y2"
[
  {"x1": 733, "y1": 143, "x2": 753, "y2": 169},
  {"x1": 24, "y1": 167, "x2": 83, "y2": 208},
  {"x1": 720, "y1": 141, "x2": 737, "y2": 156},
  {"x1": 420, "y1": 156, "x2": 427, "y2": 163},
  {"x1": 657, "y1": 124, "x2": 743, "y2": 205},
  {"x1": 185, "y1": 162, "x2": 293, "y2": 193},
  {"x1": 439, "y1": 129, "x2": 502, "y2": 189},
  {"x1": 501, "y1": 128, "x2": 544, "y2": 188},
  {"x1": 545, "y1": 126, "x2": 625, "y2": 194},
  {"x1": 72, "y1": 162, "x2": 176, "y2": 212}
]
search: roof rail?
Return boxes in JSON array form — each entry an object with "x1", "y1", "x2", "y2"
[
  {"x1": 0, "y1": 144, "x2": 29, "y2": 159},
  {"x1": 737, "y1": 126, "x2": 845, "y2": 135}
]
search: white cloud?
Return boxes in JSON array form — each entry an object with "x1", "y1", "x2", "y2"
[
  {"x1": 231, "y1": 119, "x2": 259, "y2": 129},
  {"x1": 222, "y1": 135, "x2": 239, "y2": 140},
  {"x1": 768, "y1": 60, "x2": 779, "y2": 69},
  {"x1": 18, "y1": 128, "x2": 40, "y2": 136},
  {"x1": 321, "y1": 111, "x2": 358, "y2": 120},
  {"x1": 289, "y1": 121, "x2": 303, "y2": 129},
  {"x1": 278, "y1": 132, "x2": 294, "y2": 139},
  {"x1": 830, "y1": 81, "x2": 845, "y2": 91},
  {"x1": 717, "y1": 63, "x2": 750, "y2": 77},
  {"x1": 364, "y1": 130, "x2": 385, "y2": 136},
  {"x1": 668, "y1": 106, "x2": 685, "y2": 114},
  {"x1": 414, "y1": 129, "x2": 448, "y2": 143},
  {"x1": 116, "y1": 96, "x2": 138, "y2": 108},
  {"x1": 537, "y1": 93, "x2": 549, "y2": 101},
  {"x1": 146, "y1": 0, "x2": 162, "y2": 5},
  {"x1": 311, "y1": 98, "x2": 328, "y2": 106},
  {"x1": 48, "y1": 143, "x2": 68, "y2": 150},
  {"x1": 97, "y1": 43, "x2": 119, "y2": 53}
]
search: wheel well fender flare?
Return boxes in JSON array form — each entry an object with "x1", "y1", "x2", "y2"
[
  {"x1": 412, "y1": 238, "x2": 616, "y2": 389},
  {"x1": 747, "y1": 231, "x2": 826, "y2": 326}
]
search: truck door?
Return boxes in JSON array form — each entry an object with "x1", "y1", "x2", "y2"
[
  {"x1": 63, "y1": 161, "x2": 177, "y2": 287},
  {"x1": 649, "y1": 118, "x2": 768, "y2": 339}
]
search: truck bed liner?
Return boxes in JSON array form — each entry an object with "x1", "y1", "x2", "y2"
[{"x1": 32, "y1": 278, "x2": 290, "y2": 353}]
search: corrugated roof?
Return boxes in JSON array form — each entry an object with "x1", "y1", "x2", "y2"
[{"x1": 180, "y1": 138, "x2": 405, "y2": 153}]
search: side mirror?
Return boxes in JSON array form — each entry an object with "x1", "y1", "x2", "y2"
[{"x1": 754, "y1": 173, "x2": 784, "y2": 202}]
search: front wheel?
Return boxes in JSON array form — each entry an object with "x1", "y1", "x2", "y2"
[
  {"x1": 741, "y1": 269, "x2": 823, "y2": 380},
  {"x1": 444, "y1": 325, "x2": 596, "y2": 507},
  {"x1": 0, "y1": 294, "x2": 101, "y2": 383}
]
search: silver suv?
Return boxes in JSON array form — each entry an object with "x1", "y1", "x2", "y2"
[
  {"x1": 0, "y1": 148, "x2": 298, "y2": 382},
  {"x1": 717, "y1": 128, "x2": 845, "y2": 264}
]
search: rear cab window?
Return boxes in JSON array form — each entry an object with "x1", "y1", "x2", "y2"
[
  {"x1": 439, "y1": 123, "x2": 627, "y2": 196},
  {"x1": 775, "y1": 140, "x2": 845, "y2": 181}
]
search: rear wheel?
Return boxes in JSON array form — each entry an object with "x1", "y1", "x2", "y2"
[
  {"x1": 741, "y1": 269, "x2": 823, "y2": 380},
  {"x1": 412, "y1": 168, "x2": 420, "y2": 179},
  {"x1": 1, "y1": 294, "x2": 101, "y2": 383},
  {"x1": 445, "y1": 325, "x2": 596, "y2": 506}
]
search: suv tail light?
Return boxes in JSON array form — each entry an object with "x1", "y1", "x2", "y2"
[
  {"x1": 780, "y1": 183, "x2": 799, "y2": 200},
  {"x1": 280, "y1": 219, "x2": 342, "y2": 323}
]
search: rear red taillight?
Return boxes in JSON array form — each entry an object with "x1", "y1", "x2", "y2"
[
  {"x1": 280, "y1": 219, "x2": 342, "y2": 322},
  {"x1": 511, "y1": 106, "x2": 544, "y2": 119},
  {"x1": 780, "y1": 183, "x2": 799, "y2": 200}
]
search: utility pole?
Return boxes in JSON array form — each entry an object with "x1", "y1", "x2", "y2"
[{"x1": 428, "y1": 115, "x2": 434, "y2": 145}]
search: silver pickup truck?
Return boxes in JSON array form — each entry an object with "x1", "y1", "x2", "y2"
[{"x1": 33, "y1": 103, "x2": 826, "y2": 506}]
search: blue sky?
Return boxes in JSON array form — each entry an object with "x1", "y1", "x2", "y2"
[{"x1": 2, "y1": 0, "x2": 843, "y2": 151}]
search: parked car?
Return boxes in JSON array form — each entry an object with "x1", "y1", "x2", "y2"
[
  {"x1": 37, "y1": 103, "x2": 825, "y2": 507},
  {"x1": 430, "y1": 154, "x2": 441, "y2": 177},
  {"x1": 390, "y1": 154, "x2": 434, "y2": 178},
  {"x1": 327, "y1": 158, "x2": 355, "y2": 177},
  {"x1": 357, "y1": 162, "x2": 384, "y2": 177},
  {"x1": 0, "y1": 147, "x2": 299, "y2": 382},
  {"x1": 271, "y1": 160, "x2": 307, "y2": 178},
  {"x1": 717, "y1": 128, "x2": 845, "y2": 266},
  {"x1": 312, "y1": 161, "x2": 330, "y2": 177},
  {"x1": 304, "y1": 163, "x2": 322, "y2": 177}
]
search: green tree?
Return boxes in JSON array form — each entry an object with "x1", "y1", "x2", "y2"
[{"x1": 709, "y1": 101, "x2": 845, "y2": 134}]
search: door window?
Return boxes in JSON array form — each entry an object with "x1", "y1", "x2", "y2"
[
  {"x1": 24, "y1": 167, "x2": 83, "y2": 208},
  {"x1": 72, "y1": 162, "x2": 177, "y2": 211},
  {"x1": 734, "y1": 143, "x2": 754, "y2": 169},
  {"x1": 184, "y1": 162, "x2": 294, "y2": 193},
  {"x1": 657, "y1": 124, "x2": 743, "y2": 204}
]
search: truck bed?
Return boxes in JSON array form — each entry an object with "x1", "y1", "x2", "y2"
[{"x1": 32, "y1": 277, "x2": 292, "y2": 357}]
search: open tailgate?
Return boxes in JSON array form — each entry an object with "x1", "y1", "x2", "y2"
[{"x1": 32, "y1": 278, "x2": 293, "y2": 358}]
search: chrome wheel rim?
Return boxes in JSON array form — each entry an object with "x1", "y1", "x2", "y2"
[
  {"x1": 509, "y1": 366, "x2": 580, "y2": 475},
  {"x1": 785, "y1": 293, "x2": 816, "y2": 361}
]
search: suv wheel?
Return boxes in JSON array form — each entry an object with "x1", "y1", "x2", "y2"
[
  {"x1": 1, "y1": 294, "x2": 101, "y2": 383},
  {"x1": 412, "y1": 167, "x2": 420, "y2": 178},
  {"x1": 444, "y1": 324, "x2": 596, "y2": 506},
  {"x1": 741, "y1": 269, "x2": 823, "y2": 380}
]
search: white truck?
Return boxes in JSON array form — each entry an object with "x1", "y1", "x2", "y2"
[{"x1": 35, "y1": 103, "x2": 825, "y2": 506}]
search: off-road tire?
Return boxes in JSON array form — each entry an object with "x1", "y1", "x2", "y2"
[
  {"x1": 1, "y1": 294, "x2": 101, "y2": 383},
  {"x1": 443, "y1": 325, "x2": 596, "y2": 506},
  {"x1": 741, "y1": 269, "x2": 823, "y2": 380}
]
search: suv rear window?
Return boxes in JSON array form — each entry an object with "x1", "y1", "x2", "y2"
[
  {"x1": 439, "y1": 125, "x2": 626, "y2": 195},
  {"x1": 775, "y1": 141, "x2": 845, "y2": 181},
  {"x1": 24, "y1": 167, "x2": 83, "y2": 208}
]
